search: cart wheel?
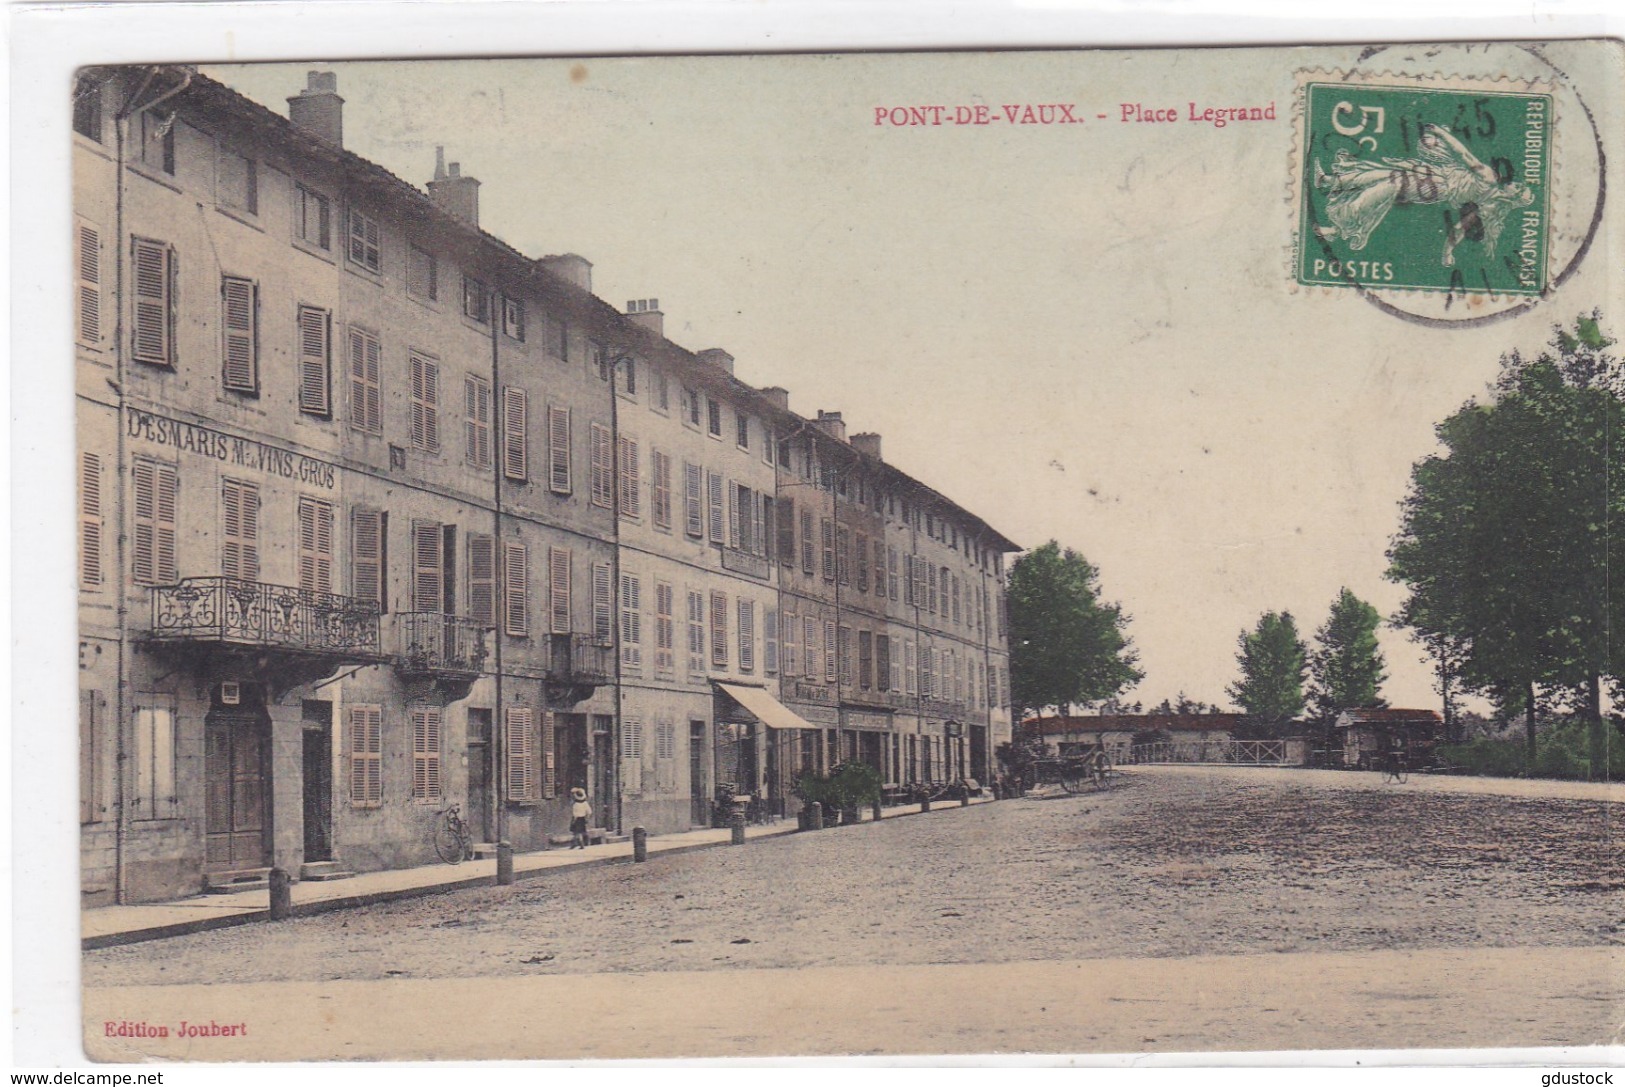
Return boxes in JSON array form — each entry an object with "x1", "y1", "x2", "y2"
[{"x1": 1060, "y1": 770, "x2": 1084, "y2": 794}]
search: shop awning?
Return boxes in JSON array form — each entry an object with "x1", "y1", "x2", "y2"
[{"x1": 715, "y1": 683, "x2": 818, "y2": 731}]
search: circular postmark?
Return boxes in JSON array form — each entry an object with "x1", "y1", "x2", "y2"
[{"x1": 1291, "y1": 41, "x2": 1606, "y2": 328}]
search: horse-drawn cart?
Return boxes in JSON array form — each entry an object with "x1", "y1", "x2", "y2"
[{"x1": 1029, "y1": 746, "x2": 1113, "y2": 793}]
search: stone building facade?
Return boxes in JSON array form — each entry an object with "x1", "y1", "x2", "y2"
[{"x1": 75, "y1": 64, "x2": 1018, "y2": 905}]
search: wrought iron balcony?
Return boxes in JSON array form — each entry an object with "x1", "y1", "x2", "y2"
[
  {"x1": 148, "y1": 577, "x2": 383, "y2": 658},
  {"x1": 394, "y1": 612, "x2": 490, "y2": 678},
  {"x1": 551, "y1": 632, "x2": 613, "y2": 686}
]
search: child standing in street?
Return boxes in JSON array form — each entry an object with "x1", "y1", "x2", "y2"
[{"x1": 569, "y1": 787, "x2": 591, "y2": 849}]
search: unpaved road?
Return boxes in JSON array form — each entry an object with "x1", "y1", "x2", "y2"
[{"x1": 84, "y1": 767, "x2": 1623, "y2": 1059}]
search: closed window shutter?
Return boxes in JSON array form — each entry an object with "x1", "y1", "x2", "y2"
[
  {"x1": 467, "y1": 535, "x2": 496, "y2": 627},
  {"x1": 707, "y1": 472, "x2": 724, "y2": 543},
  {"x1": 821, "y1": 519, "x2": 835, "y2": 581},
  {"x1": 876, "y1": 635, "x2": 890, "y2": 692},
  {"x1": 710, "y1": 591, "x2": 728, "y2": 668},
  {"x1": 221, "y1": 478, "x2": 260, "y2": 582},
  {"x1": 591, "y1": 563, "x2": 613, "y2": 645},
  {"x1": 651, "y1": 450, "x2": 671, "y2": 528},
  {"x1": 297, "y1": 496, "x2": 334, "y2": 594},
  {"x1": 804, "y1": 617, "x2": 818, "y2": 681},
  {"x1": 619, "y1": 436, "x2": 640, "y2": 518},
  {"x1": 542, "y1": 710, "x2": 558, "y2": 799},
  {"x1": 503, "y1": 541, "x2": 529, "y2": 637},
  {"x1": 620, "y1": 574, "x2": 642, "y2": 670},
  {"x1": 131, "y1": 238, "x2": 174, "y2": 366},
  {"x1": 777, "y1": 499, "x2": 795, "y2": 566},
  {"x1": 655, "y1": 582, "x2": 674, "y2": 672},
  {"x1": 589, "y1": 424, "x2": 613, "y2": 507},
  {"x1": 875, "y1": 540, "x2": 887, "y2": 597},
  {"x1": 824, "y1": 620, "x2": 837, "y2": 683},
  {"x1": 683, "y1": 462, "x2": 703, "y2": 537},
  {"x1": 349, "y1": 327, "x2": 381, "y2": 433},
  {"x1": 801, "y1": 510, "x2": 814, "y2": 573},
  {"x1": 410, "y1": 353, "x2": 440, "y2": 451},
  {"x1": 135, "y1": 462, "x2": 178, "y2": 586},
  {"x1": 737, "y1": 598, "x2": 754, "y2": 672},
  {"x1": 549, "y1": 547, "x2": 572, "y2": 634},
  {"x1": 764, "y1": 608, "x2": 778, "y2": 674},
  {"x1": 465, "y1": 375, "x2": 492, "y2": 468},
  {"x1": 80, "y1": 453, "x2": 103, "y2": 587},
  {"x1": 352, "y1": 508, "x2": 385, "y2": 608},
  {"x1": 412, "y1": 521, "x2": 443, "y2": 613},
  {"x1": 547, "y1": 406, "x2": 571, "y2": 494},
  {"x1": 505, "y1": 706, "x2": 535, "y2": 803},
  {"x1": 782, "y1": 611, "x2": 797, "y2": 677},
  {"x1": 349, "y1": 706, "x2": 382, "y2": 807},
  {"x1": 296, "y1": 305, "x2": 331, "y2": 415},
  {"x1": 412, "y1": 707, "x2": 443, "y2": 800},
  {"x1": 503, "y1": 386, "x2": 528, "y2": 481},
  {"x1": 221, "y1": 276, "x2": 257, "y2": 392},
  {"x1": 77, "y1": 222, "x2": 102, "y2": 345},
  {"x1": 727, "y1": 482, "x2": 741, "y2": 549}
]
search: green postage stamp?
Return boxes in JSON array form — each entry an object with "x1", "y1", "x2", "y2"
[{"x1": 1297, "y1": 80, "x2": 1553, "y2": 295}]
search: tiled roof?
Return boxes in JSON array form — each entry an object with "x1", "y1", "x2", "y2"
[
  {"x1": 1335, "y1": 708, "x2": 1443, "y2": 725},
  {"x1": 1024, "y1": 714, "x2": 1249, "y2": 735}
]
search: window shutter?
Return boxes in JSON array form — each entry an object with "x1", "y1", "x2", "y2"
[
  {"x1": 821, "y1": 519, "x2": 835, "y2": 581},
  {"x1": 410, "y1": 353, "x2": 440, "y2": 451},
  {"x1": 349, "y1": 327, "x2": 382, "y2": 432},
  {"x1": 589, "y1": 424, "x2": 613, "y2": 507},
  {"x1": 876, "y1": 635, "x2": 891, "y2": 692},
  {"x1": 753, "y1": 497, "x2": 768, "y2": 559},
  {"x1": 221, "y1": 276, "x2": 257, "y2": 392},
  {"x1": 737, "y1": 598, "x2": 754, "y2": 673},
  {"x1": 412, "y1": 521, "x2": 443, "y2": 613},
  {"x1": 76, "y1": 222, "x2": 102, "y2": 345},
  {"x1": 620, "y1": 574, "x2": 642, "y2": 670},
  {"x1": 764, "y1": 608, "x2": 779, "y2": 674},
  {"x1": 352, "y1": 508, "x2": 385, "y2": 608},
  {"x1": 710, "y1": 590, "x2": 728, "y2": 668},
  {"x1": 875, "y1": 540, "x2": 887, "y2": 597},
  {"x1": 804, "y1": 617, "x2": 818, "y2": 681},
  {"x1": 467, "y1": 534, "x2": 496, "y2": 627},
  {"x1": 707, "y1": 472, "x2": 725, "y2": 543},
  {"x1": 777, "y1": 498, "x2": 795, "y2": 566},
  {"x1": 131, "y1": 461, "x2": 178, "y2": 586},
  {"x1": 549, "y1": 547, "x2": 572, "y2": 634},
  {"x1": 726, "y1": 482, "x2": 741, "y2": 549},
  {"x1": 618, "y1": 436, "x2": 640, "y2": 518},
  {"x1": 413, "y1": 707, "x2": 443, "y2": 801},
  {"x1": 503, "y1": 541, "x2": 529, "y2": 637},
  {"x1": 296, "y1": 305, "x2": 331, "y2": 415},
  {"x1": 80, "y1": 453, "x2": 103, "y2": 587},
  {"x1": 131, "y1": 238, "x2": 172, "y2": 366},
  {"x1": 465, "y1": 375, "x2": 492, "y2": 469},
  {"x1": 503, "y1": 386, "x2": 528, "y2": 481},
  {"x1": 684, "y1": 462, "x2": 703, "y2": 537},
  {"x1": 591, "y1": 563, "x2": 613, "y2": 645},
  {"x1": 297, "y1": 496, "x2": 334, "y2": 594},
  {"x1": 655, "y1": 581, "x2": 674, "y2": 673},
  {"x1": 542, "y1": 710, "x2": 558, "y2": 799},
  {"x1": 221, "y1": 478, "x2": 260, "y2": 582},
  {"x1": 824, "y1": 619, "x2": 838, "y2": 683},
  {"x1": 505, "y1": 706, "x2": 535, "y2": 803},
  {"x1": 651, "y1": 450, "x2": 671, "y2": 528},
  {"x1": 801, "y1": 509, "x2": 814, "y2": 573},
  {"x1": 547, "y1": 405, "x2": 572, "y2": 494},
  {"x1": 349, "y1": 706, "x2": 382, "y2": 807}
]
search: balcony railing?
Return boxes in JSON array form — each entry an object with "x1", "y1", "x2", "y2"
[
  {"x1": 395, "y1": 612, "x2": 490, "y2": 677},
  {"x1": 149, "y1": 577, "x2": 382, "y2": 657},
  {"x1": 551, "y1": 632, "x2": 613, "y2": 685},
  {"x1": 720, "y1": 546, "x2": 771, "y2": 580}
]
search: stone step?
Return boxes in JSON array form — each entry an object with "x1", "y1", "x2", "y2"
[
  {"x1": 204, "y1": 867, "x2": 271, "y2": 894},
  {"x1": 299, "y1": 861, "x2": 355, "y2": 882},
  {"x1": 471, "y1": 842, "x2": 500, "y2": 858}
]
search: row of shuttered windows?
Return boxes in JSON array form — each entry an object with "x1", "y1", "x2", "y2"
[
  {"x1": 349, "y1": 704, "x2": 561, "y2": 808},
  {"x1": 618, "y1": 575, "x2": 777, "y2": 680}
]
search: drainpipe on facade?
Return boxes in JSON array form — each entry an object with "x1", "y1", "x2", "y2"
[
  {"x1": 489, "y1": 307, "x2": 508, "y2": 870},
  {"x1": 607, "y1": 348, "x2": 625, "y2": 838}
]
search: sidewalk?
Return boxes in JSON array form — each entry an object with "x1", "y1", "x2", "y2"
[{"x1": 82, "y1": 794, "x2": 995, "y2": 949}]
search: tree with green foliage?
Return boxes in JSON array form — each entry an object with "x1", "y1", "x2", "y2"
[
  {"x1": 1307, "y1": 588, "x2": 1387, "y2": 726},
  {"x1": 1226, "y1": 611, "x2": 1307, "y2": 736},
  {"x1": 1388, "y1": 314, "x2": 1625, "y2": 762},
  {"x1": 1007, "y1": 541, "x2": 1142, "y2": 720}
]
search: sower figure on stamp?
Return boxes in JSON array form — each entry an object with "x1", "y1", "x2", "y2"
[
  {"x1": 569, "y1": 787, "x2": 592, "y2": 849},
  {"x1": 1313, "y1": 122, "x2": 1535, "y2": 266}
]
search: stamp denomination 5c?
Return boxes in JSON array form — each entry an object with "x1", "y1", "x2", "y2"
[{"x1": 1297, "y1": 81, "x2": 1552, "y2": 296}]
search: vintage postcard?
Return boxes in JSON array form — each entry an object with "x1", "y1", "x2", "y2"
[{"x1": 69, "y1": 39, "x2": 1622, "y2": 1062}]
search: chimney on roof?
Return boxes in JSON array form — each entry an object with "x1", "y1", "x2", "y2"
[
  {"x1": 541, "y1": 253, "x2": 593, "y2": 292},
  {"x1": 814, "y1": 410, "x2": 848, "y2": 443},
  {"x1": 427, "y1": 146, "x2": 480, "y2": 227},
  {"x1": 697, "y1": 348, "x2": 735, "y2": 375},
  {"x1": 851, "y1": 432, "x2": 882, "y2": 461},
  {"x1": 287, "y1": 70, "x2": 344, "y2": 147},
  {"x1": 759, "y1": 386, "x2": 789, "y2": 412},
  {"x1": 625, "y1": 298, "x2": 663, "y2": 338}
]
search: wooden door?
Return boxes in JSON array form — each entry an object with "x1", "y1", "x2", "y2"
[{"x1": 205, "y1": 714, "x2": 269, "y2": 871}]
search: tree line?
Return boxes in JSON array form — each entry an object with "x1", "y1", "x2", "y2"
[{"x1": 1007, "y1": 316, "x2": 1620, "y2": 768}]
